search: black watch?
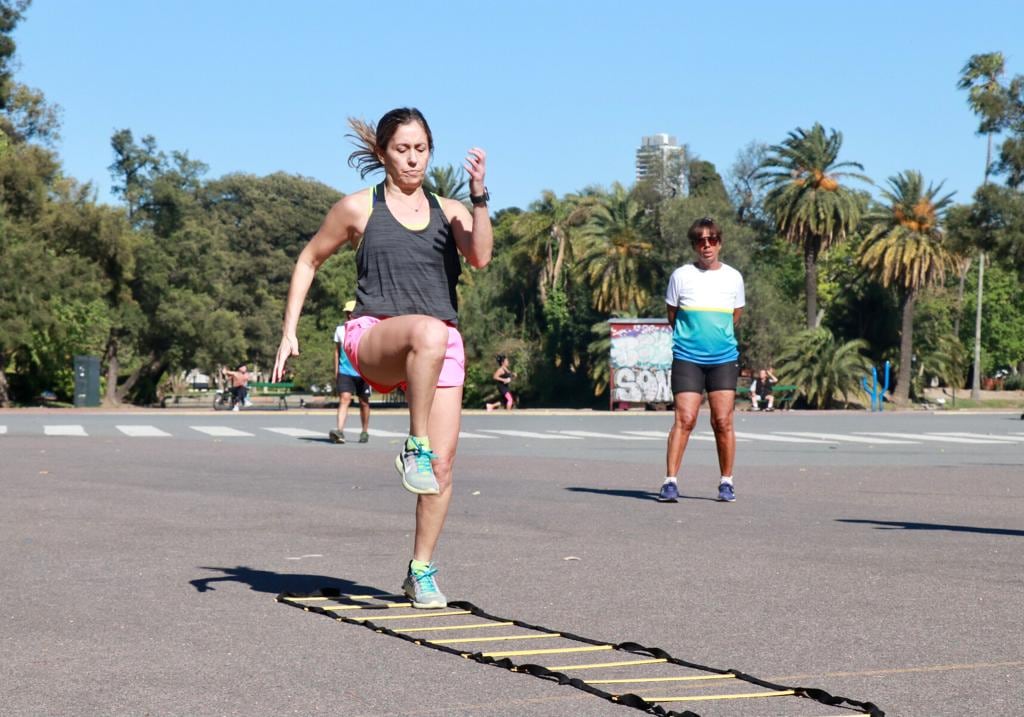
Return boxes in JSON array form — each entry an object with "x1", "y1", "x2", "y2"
[{"x1": 470, "y1": 187, "x2": 490, "y2": 206}]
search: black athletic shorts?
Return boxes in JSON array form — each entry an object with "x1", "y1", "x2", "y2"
[
  {"x1": 337, "y1": 373, "x2": 371, "y2": 400},
  {"x1": 671, "y1": 359, "x2": 739, "y2": 395}
]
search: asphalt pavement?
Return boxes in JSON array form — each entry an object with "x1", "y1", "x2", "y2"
[{"x1": 2, "y1": 408, "x2": 1022, "y2": 716}]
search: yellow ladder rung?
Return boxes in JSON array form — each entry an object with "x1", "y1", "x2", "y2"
[
  {"x1": 350, "y1": 610, "x2": 471, "y2": 622},
  {"x1": 325, "y1": 602, "x2": 412, "y2": 611},
  {"x1": 639, "y1": 689, "x2": 795, "y2": 702},
  {"x1": 344, "y1": 594, "x2": 404, "y2": 600},
  {"x1": 482, "y1": 645, "x2": 612, "y2": 658},
  {"x1": 548, "y1": 658, "x2": 667, "y2": 670},
  {"x1": 432, "y1": 633, "x2": 560, "y2": 645},
  {"x1": 398, "y1": 622, "x2": 514, "y2": 634},
  {"x1": 587, "y1": 674, "x2": 735, "y2": 685}
]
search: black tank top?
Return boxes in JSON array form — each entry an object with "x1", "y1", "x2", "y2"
[{"x1": 352, "y1": 182, "x2": 461, "y2": 324}]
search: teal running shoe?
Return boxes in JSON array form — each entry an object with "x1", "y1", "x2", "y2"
[
  {"x1": 402, "y1": 562, "x2": 447, "y2": 609},
  {"x1": 395, "y1": 436, "x2": 439, "y2": 494}
]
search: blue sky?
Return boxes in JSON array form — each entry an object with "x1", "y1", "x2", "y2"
[{"x1": 15, "y1": 1, "x2": 1024, "y2": 212}]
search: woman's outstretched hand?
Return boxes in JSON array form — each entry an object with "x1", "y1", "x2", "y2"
[{"x1": 272, "y1": 335, "x2": 299, "y2": 382}]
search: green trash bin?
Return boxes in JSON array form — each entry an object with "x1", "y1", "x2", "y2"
[{"x1": 73, "y1": 355, "x2": 101, "y2": 407}]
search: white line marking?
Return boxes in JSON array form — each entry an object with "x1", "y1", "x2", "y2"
[
  {"x1": 624, "y1": 430, "x2": 747, "y2": 443},
  {"x1": 44, "y1": 425, "x2": 88, "y2": 437},
  {"x1": 0, "y1": 426, "x2": 6, "y2": 434},
  {"x1": 116, "y1": 425, "x2": 171, "y2": 437},
  {"x1": 927, "y1": 432, "x2": 1024, "y2": 443},
  {"x1": 264, "y1": 427, "x2": 324, "y2": 438},
  {"x1": 557, "y1": 430, "x2": 660, "y2": 441},
  {"x1": 458, "y1": 431, "x2": 495, "y2": 439},
  {"x1": 479, "y1": 429, "x2": 583, "y2": 440},
  {"x1": 733, "y1": 431, "x2": 834, "y2": 444},
  {"x1": 190, "y1": 426, "x2": 254, "y2": 437},
  {"x1": 367, "y1": 428, "x2": 408, "y2": 438},
  {"x1": 774, "y1": 431, "x2": 917, "y2": 445},
  {"x1": 855, "y1": 432, "x2": 1010, "y2": 445}
]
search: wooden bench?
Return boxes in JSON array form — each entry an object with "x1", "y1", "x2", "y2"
[
  {"x1": 736, "y1": 384, "x2": 798, "y2": 410},
  {"x1": 248, "y1": 381, "x2": 294, "y2": 409}
]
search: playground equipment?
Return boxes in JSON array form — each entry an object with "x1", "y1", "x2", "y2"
[{"x1": 861, "y1": 361, "x2": 891, "y2": 412}]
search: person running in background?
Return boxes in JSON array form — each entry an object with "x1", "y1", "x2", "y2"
[
  {"x1": 656, "y1": 217, "x2": 744, "y2": 504},
  {"x1": 330, "y1": 300, "x2": 371, "y2": 444},
  {"x1": 485, "y1": 354, "x2": 516, "y2": 411},
  {"x1": 272, "y1": 107, "x2": 492, "y2": 609},
  {"x1": 750, "y1": 367, "x2": 778, "y2": 412},
  {"x1": 223, "y1": 364, "x2": 252, "y2": 411}
]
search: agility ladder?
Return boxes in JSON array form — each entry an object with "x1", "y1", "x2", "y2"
[{"x1": 278, "y1": 588, "x2": 885, "y2": 717}]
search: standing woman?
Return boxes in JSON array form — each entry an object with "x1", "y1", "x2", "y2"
[
  {"x1": 655, "y1": 217, "x2": 744, "y2": 503},
  {"x1": 272, "y1": 108, "x2": 493, "y2": 608}
]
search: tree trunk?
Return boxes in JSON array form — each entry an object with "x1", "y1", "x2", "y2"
[
  {"x1": 115, "y1": 352, "x2": 163, "y2": 404},
  {"x1": 953, "y1": 257, "x2": 971, "y2": 337},
  {"x1": 103, "y1": 332, "x2": 121, "y2": 406},
  {"x1": 0, "y1": 350, "x2": 10, "y2": 407},
  {"x1": 803, "y1": 237, "x2": 821, "y2": 329},
  {"x1": 895, "y1": 288, "x2": 916, "y2": 403},
  {"x1": 971, "y1": 252, "x2": 984, "y2": 400}
]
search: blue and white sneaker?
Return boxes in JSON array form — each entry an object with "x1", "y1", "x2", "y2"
[
  {"x1": 718, "y1": 482, "x2": 736, "y2": 502},
  {"x1": 402, "y1": 562, "x2": 447, "y2": 609},
  {"x1": 657, "y1": 480, "x2": 679, "y2": 503},
  {"x1": 395, "y1": 436, "x2": 439, "y2": 495}
]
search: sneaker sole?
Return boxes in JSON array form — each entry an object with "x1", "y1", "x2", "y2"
[
  {"x1": 656, "y1": 496, "x2": 678, "y2": 503},
  {"x1": 406, "y1": 594, "x2": 447, "y2": 609},
  {"x1": 395, "y1": 455, "x2": 440, "y2": 495},
  {"x1": 329, "y1": 434, "x2": 345, "y2": 444}
]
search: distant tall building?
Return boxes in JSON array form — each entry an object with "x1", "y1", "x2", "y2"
[{"x1": 635, "y1": 133, "x2": 686, "y2": 197}]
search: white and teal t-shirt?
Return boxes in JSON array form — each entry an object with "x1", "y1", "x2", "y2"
[
  {"x1": 332, "y1": 324, "x2": 360, "y2": 377},
  {"x1": 665, "y1": 262, "x2": 745, "y2": 364}
]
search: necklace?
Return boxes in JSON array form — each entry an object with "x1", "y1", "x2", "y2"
[{"x1": 387, "y1": 187, "x2": 426, "y2": 213}]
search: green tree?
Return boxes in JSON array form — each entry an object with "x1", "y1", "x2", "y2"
[
  {"x1": 859, "y1": 171, "x2": 958, "y2": 402},
  {"x1": 775, "y1": 327, "x2": 872, "y2": 409},
  {"x1": 577, "y1": 183, "x2": 658, "y2": 314},
  {"x1": 758, "y1": 123, "x2": 871, "y2": 328},
  {"x1": 422, "y1": 164, "x2": 469, "y2": 202}
]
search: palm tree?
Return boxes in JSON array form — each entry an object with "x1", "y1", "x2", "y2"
[
  {"x1": 576, "y1": 183, "x2": 658, "y2": 314},
  {"x1": 422, "y1": 164, "x2": 469, "y2": 202},
  {"x1": 957, "y1": 52, "x2": 1010, "y2": 399},
  {"x1": 510, "y1": 191, "x2": 593, "y2": 306},
  {"x1": 775, "y1": 328, "x2": 872, "y2": 409},
  {"x1": 758, "y1": 123, "x2": 870, "y2": 328},
  {"x1": 859, "y1": 171, "x2": 957, "y2": 402}
]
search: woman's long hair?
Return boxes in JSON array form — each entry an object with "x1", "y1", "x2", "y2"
[{"x1": 347, "y1": 107, "x2": 434, "y2": 179}]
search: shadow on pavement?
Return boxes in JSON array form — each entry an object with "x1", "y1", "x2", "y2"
[
  {"x1": 838, "y1": 519, "x2": 1024, "y2": 537},
  {"x1": 189, "y1": 565, "x2": 389, "y2": 595},
  {"x1": 565, "y1": 486, "x2": 718, "y2": 502}
]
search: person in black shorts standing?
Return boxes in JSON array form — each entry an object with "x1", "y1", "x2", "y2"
[
  {"x1": 330, "y1": 300, "x2": 372, "y2": 443},
  {"x1": 656, "y1": 217, "x2": 745, "y2": 503}
]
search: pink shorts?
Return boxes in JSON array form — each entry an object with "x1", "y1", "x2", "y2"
[{"x1": 342, "y1": 315, "x2": 466, "y2": 394}]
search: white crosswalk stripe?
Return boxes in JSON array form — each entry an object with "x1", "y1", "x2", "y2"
[
  {"x1": 264, "y1": 427, "x2": 324, "y2": 438},
  {"x1": 44, "y1": 425, "x2": 88, "y2": 436},
  {"x1": 458, "y1": 431, "x2": 495, "y2": 439},
  {"x1": 623, "y1": 430, "x2": 735, "y2": 443},
  {"x1": 367, "y1": 428, "x2": 408, "y2": 438},
  {"x1": 557, "y1": 430, "x2": 661, "y2": 441},
  {"x1": 479, "y1": 429, "x2": 583, "y2": 440},
  {"x1": 0, "y1": 426, "x2": 6, "y2": 434},
  {"x1": 855, "y1": 432, "x2": 1010, "y2": 444},
  {"x1": 733, "y1": 431, "x2": 833, "y2": 444},
  {"x1": 190, "y1": 426, "x2": 254, "y2": 437},
  {"x1": 773, "y1": 431, "x2": 917, "y2": 444},
  {"x1": 926, "y1": 432, "x2": 1024, "y2": 443},
  {"x1": 116, "y1": 425, "x2": 171, "y2": 437}
]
